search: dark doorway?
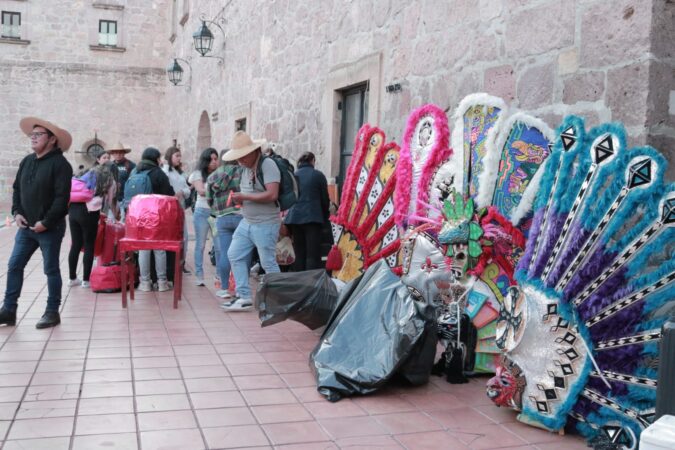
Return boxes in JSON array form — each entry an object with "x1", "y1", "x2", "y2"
[{"x1": 337, "y1": 83, "x2": 369, "y2": 197}]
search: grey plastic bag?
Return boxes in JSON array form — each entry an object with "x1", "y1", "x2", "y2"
[
  {"x1": 256, "y1": 269, "x2": 339, "y2": 330},
  {"x1": 310, "y1": 260, "x2": 435, "y2": 401}
]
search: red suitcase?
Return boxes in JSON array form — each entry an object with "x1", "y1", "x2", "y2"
[{"x1": 99, "y1": 220, "x2": 125, "y2": 266}]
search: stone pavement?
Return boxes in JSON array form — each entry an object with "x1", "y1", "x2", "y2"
[{"x1": 0, "y1": 224, "x2": 588, "y2": 450}]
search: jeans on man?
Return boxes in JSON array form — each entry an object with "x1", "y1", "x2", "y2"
[
  {"x1": 193, "y1": 207, "x2": 219, "y2": 280},
  {"x1": 216, "y1": 214, "x2": 244, "y2": 290},
  {"x1": 3, "y1": 220, "x2": 66, "y2": 313},
  {"x1": 228, "y1": 219, "x2": 280, "y2": 299}
]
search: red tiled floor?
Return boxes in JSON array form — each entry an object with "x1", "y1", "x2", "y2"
[
  {"x1": 250, "y1": 403, "x2": 313, "y2": 424},
  {"x1": 0, "y1": 224, "x2": 590, "y2": 449},
  {"x1": 202, "y1": 424, "x2": 271, "y2": 448},
  {"x1": 262, "y1": 420, "x2": 331, "y2": 445}
]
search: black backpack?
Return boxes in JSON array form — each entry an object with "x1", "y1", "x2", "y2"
[{"x1": 256, "y1": 155, "x2": 299, "y2": 211}]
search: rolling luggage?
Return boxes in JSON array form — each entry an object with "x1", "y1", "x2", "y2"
[{"x1": 99, "y1": 220, "x2": 125, "y2": 266}]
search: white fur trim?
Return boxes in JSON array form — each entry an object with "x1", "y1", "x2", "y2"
[{"x1": 450, "y1": 93, "x2": 508, "y2": 196}]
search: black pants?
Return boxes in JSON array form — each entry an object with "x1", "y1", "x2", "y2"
[
  {"x1": 288, "y1": 223, "x2": 323, "y2": 271},
  {"x1": 68, "y1": 203, "x2": 100, "y2": 281}
]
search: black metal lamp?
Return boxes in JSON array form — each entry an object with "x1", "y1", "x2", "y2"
[
  {"x1": 166, "y1": 57, "x2": 192, "y2": 87},
  {"x1": 192, "y1": 21, "x2": 214, "y2": 57},
  {"x1": 191, "y1": 9, "x2": 226, "y2": 62}
]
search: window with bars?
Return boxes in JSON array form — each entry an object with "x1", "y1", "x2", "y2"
[
  {"x1": 1, "y1": 11, "x2": 21, "y2": 39},
  {"x1": 98, "y1": 19, "x2": 117, "y2": 46}
]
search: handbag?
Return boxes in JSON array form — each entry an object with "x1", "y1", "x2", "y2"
[{"x1": 276, "y1": 236, "x2": 295, "y2": 266}]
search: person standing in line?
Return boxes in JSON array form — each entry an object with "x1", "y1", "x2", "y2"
[
  {"x1": 134, "y1": 147, "x2": 175, "y2": 292},
  {"x1": 108, "y1": 143, "x2": 136, "y2": 203},
  {"x1": 163, "y1": 146, "x2": 192, "y2": 275},
  {"x1": 67, "y1": 149, "x2": 117, "y2": 288},
  {"x1": 284, "y1": 151, "x2": 330, "y2": 271},
  {"x1": 188, "y1": 148, "x2": 219, "y2": 286},
  {"x1": 0, "y1": 117, "x2": 73, "y2": 329},
  {"x1": 207, "y1": 155, "x2": 244, "y2": 300},
  {"x1": 222, "y1": 131, "x2": 281, "y2": 312}
]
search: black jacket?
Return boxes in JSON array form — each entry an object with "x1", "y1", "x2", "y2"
[
  {"x1": 284, "y1": 163, "x2": 329, "y2": 225},
  {"x1": 12, "y1": 148, "x2": 73, "y2": 229},
  {"x1": 136, "y1": 159, "x2": 174, "y2": 196}
]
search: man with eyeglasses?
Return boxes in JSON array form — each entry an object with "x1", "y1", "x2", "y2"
[{"x1": 0, "y1": 117, "x2": 73, "y2": 329}]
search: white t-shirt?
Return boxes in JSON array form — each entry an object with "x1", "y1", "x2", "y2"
[{"x1": 188, "y1": 170, "x2": 211, "y2": 211}]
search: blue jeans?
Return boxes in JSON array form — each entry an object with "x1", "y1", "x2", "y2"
[
  {"x1": 228, "y1": 219, "x2": 280, "y2": 299},
  {"x1": 3, "y1": 220, "x2": 67, "y2": 313},
  {"x1": 193, "y1": 207, "x2": 219, "y2": 280},
  {"x1": 215, "y1": 214, "x2": 245, "y2": 289}
]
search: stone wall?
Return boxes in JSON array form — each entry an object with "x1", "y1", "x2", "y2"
[
  {"x1": 0, "y1": 0, "x2": 171, "y2": 199},
  {"x1": 168, "y1": 0, "x2": 674, "y2": 181},
  {"x1": 0, "y1": 0, "x2": 672, "y2": 204}
]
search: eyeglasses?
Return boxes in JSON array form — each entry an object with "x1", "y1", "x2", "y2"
[{"x1": 29, "y1": 132, "x2": 50, "y2": 139}]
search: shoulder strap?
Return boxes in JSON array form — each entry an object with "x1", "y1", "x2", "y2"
[{"x1": 256, "y1": 156, "x2": 267, "y2": 191}]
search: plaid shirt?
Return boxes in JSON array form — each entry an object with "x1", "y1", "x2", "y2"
[{"x1": 206, "y1": 164, "x2": 242, "y2": 216}]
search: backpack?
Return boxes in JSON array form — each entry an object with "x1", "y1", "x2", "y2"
[
  {"x1": 70, "y1": 177, "x2": 95, "y2": 203},
  {"x1": 123, "y1": 168, "x2": 152, "y2": 208},
  {"x1": 70, "y1": 170, "x2": 97, "y2": 203},
  {"x1": 256, "y1": 155, "x2": 299, "y2": 211}
]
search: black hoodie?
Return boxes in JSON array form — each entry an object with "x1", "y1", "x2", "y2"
[{"x1": 12, "y1": 148, "x2": 73, "y2": 229}]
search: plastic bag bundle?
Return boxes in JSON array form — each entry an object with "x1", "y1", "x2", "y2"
[
  {"x1": 310, "y1": 260, "x2": 437, "y2": 401},
  {"x1": 256, "y1": 269, "x2": 338, "y2": 330},
  {"x1": 126, "y1": 195, "x2": 184, "y2": 241}
]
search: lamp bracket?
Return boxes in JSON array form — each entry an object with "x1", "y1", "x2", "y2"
[{"x1": 198, "y1": 15, "x2": 226, "y2": 38}]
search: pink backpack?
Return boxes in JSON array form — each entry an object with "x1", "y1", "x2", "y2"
[{"x1": 70, "y1": 177, "x2": 95, "y2": 203}]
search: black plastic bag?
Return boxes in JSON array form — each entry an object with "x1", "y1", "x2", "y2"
[
  {"x1": 310, "y1": 260, "x2": 435, "y2": 401},
  {"x1": 256, "y1": 269, "x2": 339, "y2": 330}
]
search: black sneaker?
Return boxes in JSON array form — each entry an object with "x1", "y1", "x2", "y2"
[{"x1": 36, "y1": 311, "x2": 61, "y2": 329}]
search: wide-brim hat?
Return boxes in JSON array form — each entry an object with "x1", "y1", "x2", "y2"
[
  {"x1": 106, "y1": 142, "x2": 132, "y2": 153},
  {"x1": 222, "y1": 131, "x2": 266, "y2": 161},
  {"x1": 19, "y1": 117, "x2": 72, "y2": 151}
]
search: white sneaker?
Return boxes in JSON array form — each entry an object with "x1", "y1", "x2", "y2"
[
  {"x1": 195, "y1": 278, "x2": 205, "y2": 286},
  {"x1": 249, "y1": 263, "x2": 260, "y2": 275},
  {"x1": 81, "y1": 281, "x2": 90, "y2": 288},
  {"x1": 221, "y1": 297, "x2": 253, "y2": 312},
  {"x1": 216, "y1": 289, "x2": 233, "y2": 299},
  {"x1": 157, "y1": 280, "x2": 172, "y2": 292},
  {"x1": 138, "y1": 281, "x2": 153, "y2": 292},
  {"x1": 68, "y1": 278, "x2": 81, "y2": 287}
]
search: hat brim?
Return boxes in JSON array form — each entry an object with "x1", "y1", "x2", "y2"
[
  {"x1": 107, "y1": 148, "x2": 132, "y2": 153},
  {"x1": 20, "y1": 117, "x2": 72, "y2": 151},
  {"x1": 222, "y1": 140, "x2": 266, "y2": 161}
]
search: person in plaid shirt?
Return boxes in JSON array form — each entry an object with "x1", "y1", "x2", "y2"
[{"x1": 206, "y1": 158, "x2": 243, "y2": 299}]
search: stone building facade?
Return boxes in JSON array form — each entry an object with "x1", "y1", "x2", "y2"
[
  {"x1": 1, "y1": 0, "x2": 673, "y2": 203},
  {"x1": 0, "y1": 0, "x2": 171, "y2": 201}
]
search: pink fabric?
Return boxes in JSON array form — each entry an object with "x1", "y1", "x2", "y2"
[
  {"x1": 125, "y1": 195, "x2": 184, "y2": 241},
  {"x1": 394, "y1": 104, "x2": 452, "y2": 228}
]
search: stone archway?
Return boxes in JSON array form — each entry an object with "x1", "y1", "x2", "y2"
[{"x1": 197, "y1": 111, "x2": 211, "y2": 153}]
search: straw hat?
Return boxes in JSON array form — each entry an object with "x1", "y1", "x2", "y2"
[
  {"x1": 222, "y1": 131, "x2": 266, "y2": 161},
  {"x1": 106, "y1": 142, "x2": 132, "y2": 154},
  {"x1": 19, "y1": 117, "x2": 72, "y2": 151}
]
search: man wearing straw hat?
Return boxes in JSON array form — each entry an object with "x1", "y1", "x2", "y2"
[
  {"x1": 221, "y1": 131, "x2": 281, "y2": 311},
  {"x1": 107, "y1": 142, "x2": 136, "y2": 203},
  {"x1": 0, "y1": 117, "x2": 73, "y2": 329}
]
